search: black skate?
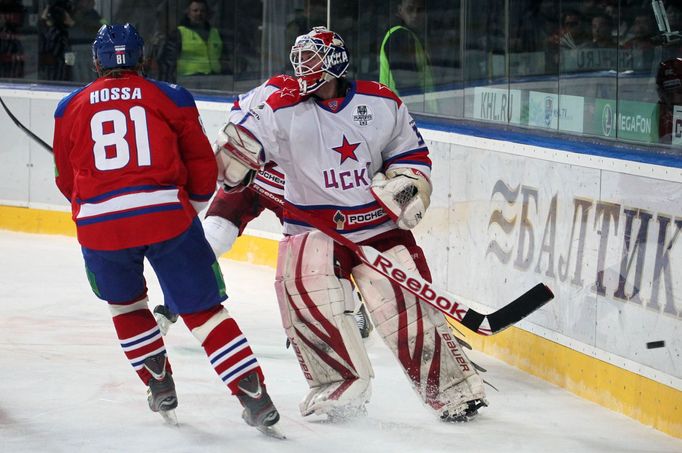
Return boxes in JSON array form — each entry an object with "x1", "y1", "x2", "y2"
[
  {"x1": 143, "y1": 353, "x2": 178, "y2": 425},
  {"x1": 440, "y1": 399, "x2": 488, "y2": 423},
  {"x1": 153, "y1": 305, "x2": 178, "y2": 336},
  {"x1": 236, "y1": 372, "x2": 285, "y2": 439},
  {"x1": 354, "y1": 303, "x2": 373, "y2": 339}
]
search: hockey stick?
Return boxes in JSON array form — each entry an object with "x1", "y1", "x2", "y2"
[
  {"x1": 248, "y1": 183, "x2": 554, "y2": 336},
  {"x1": 0, "y1": 97, "x2": 54, "y2": 153}
]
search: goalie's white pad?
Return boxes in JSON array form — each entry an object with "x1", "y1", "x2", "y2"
[
  {"x1": 215, "y1": 122, "x2": 264, "y2": 188},
  {"x1": 351, "y1": 245, "x2": 486, "y2": 418},
  {"x1": 202, "y1": 215, "x2": 239, "y2": 258},
  {"x1": 275, "y1": 231, "x2": 374, "y2": 418},
  {"x1": 371, "y1": 168, "x2": 432, "y2": 230}
]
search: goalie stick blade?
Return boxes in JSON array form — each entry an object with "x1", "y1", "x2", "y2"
[{"x1": 460, "y1": 283, "x2": 554, "y2": 335}]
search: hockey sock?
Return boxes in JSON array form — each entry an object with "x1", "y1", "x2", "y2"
[
  {"x1": 182, "y1": 305, "x2": 264, "y2": 395},
  {"x1": 108, "y1": 297, "x2": 171, "y2": 385}
]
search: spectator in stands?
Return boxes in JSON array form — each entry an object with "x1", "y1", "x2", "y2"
[
  {"x1": 622, "y1": 11, "x2": 655, "y2": 48},
  {"x1": 146, "y1": 1, "x2": 176, "y2": 83},
  {"x1": 588, "y1": 13, "x2": 617, "y2": 48},
  {"x1": 38, "y1": 0, "x2": 74, "y2": 81},
  {"x1": 379, "y1": 0, "x2": 434, "y2": 103},
  {"x1": 169, "y1": 0, "x2": 224, "y2": 77},
  {"x1": 656, "y1": 57, "x2": 682, "y2": 145},
  {"x1": 547, "y1": 9, "x2": 589, "y2": 49},
  {"x1": 69, "y1": 0, "x2": 105, "y2": 82},
  {"x1": 622, "y1": 11, "x2": 656, "y2": 70},
  {"x1": 0, "y1": 0, "x2": 25, "y2": 78}
]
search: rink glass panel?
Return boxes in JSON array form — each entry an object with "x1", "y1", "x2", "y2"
[{"x1": 1, "y1": 1, "x2": 680, "y2": 148}]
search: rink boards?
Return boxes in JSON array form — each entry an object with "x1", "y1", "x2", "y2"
[{"x1": 0, "y1": 87, "x2": 680, "y2": 438}]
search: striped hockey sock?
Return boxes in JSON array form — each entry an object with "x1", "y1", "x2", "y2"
[
  {"x1": 109, "y1": 297, "x2": 170, "y2": 385},
  {"x1": 182, "y1": 305, "x2": 264, "y2": 395}
]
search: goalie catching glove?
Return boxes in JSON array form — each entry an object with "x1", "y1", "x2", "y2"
[
  {"x1": 215, "y1": 123, "x2": 264, "y2": 191},
  {"x1": 371, "y1": 168, "x2": 432, "y2": 229}
]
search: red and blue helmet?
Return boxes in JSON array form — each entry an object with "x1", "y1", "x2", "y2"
[
  {"x1": 289, "y1": 26, "x2": 350, "y2": 94},
  {"x1": 92, "y1": 23, "x2": 144, "y2": 71}
]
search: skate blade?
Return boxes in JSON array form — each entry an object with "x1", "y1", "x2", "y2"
[
  {"x1": 160, "y1": 409, "x2": 178, "y2": 426},
  {"x1": 256, "y1": 424, "x2": 286, "y2": 439}
]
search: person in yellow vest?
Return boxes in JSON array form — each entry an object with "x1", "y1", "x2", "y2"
[
  {"x1": 172, "y1": 0, "x2": 224, "y2": 76},
  {"x1": 379, "y1": 0, "x2": 435, "y2": 108}
]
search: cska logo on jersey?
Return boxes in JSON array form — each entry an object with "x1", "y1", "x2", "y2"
[{"x1": 331, "y1": 135, "x2": 360, "y2": 164}]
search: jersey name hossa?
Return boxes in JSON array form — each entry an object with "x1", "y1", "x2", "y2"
[
  {"x1": 237, "y1": 80, "x2": 431, "y2": 242},
  {"x1": 53, "y1": 73, "x2": 217, "y2": 250}
]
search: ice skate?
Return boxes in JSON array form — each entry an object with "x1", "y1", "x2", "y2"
[
  {"x1": 236, "y1": 372, "x2": 285, "y2": 439},
  {"x1": 153, "y1": 305, "x2": 178, "y2": 336},
  {"x1": 440, "y1": 399, "x2": 488, "y2": 423},
  {"x1": 354, "y1": 302, "x2": 373, "y2": 339},
  {"x1": 300, "y1": 378, "x2": 371, "y2": 422},
  {"x1": 143, "y1": 353, "x2": 178, "y2": 426}
]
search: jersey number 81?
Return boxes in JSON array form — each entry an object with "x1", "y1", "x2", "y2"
[{"x1": 90, "y1": 106, "x2": 151, "y2": 171}]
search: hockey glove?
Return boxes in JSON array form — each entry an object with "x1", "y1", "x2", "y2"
[
  {"x1": 215, "y1": 123, "x2": 263, "y2": 191},
  {"x1": 371, "y1": 168, "x2": 432, "y2": 230}
]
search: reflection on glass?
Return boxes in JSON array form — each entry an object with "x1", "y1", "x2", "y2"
[{"x1": 0, "y1": 0, "x2": 679, "y2": 151}]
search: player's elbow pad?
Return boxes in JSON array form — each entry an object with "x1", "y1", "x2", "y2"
[
  {"x1": 371, "y1": 168, "x2": 432, "y2": 230},
  {"x1": 215, "y1": 123, "x2": 264, "y2": 189}
]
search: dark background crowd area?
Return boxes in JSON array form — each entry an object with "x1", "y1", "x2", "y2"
[{"x1": 1, "y1": 0, "x2": 681, "y2": 148}]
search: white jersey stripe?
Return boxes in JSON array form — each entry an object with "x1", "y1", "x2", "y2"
[
  {"x1": 120, "y1": 325, "x2": 161, "y2": 346},
  {"x1": 77, "y1": 189, "x2": 180, "y2": 219}
]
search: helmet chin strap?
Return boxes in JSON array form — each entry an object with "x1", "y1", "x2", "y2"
[{"x1": 298, "y1": 72, "x2": 337, "y2": 95}]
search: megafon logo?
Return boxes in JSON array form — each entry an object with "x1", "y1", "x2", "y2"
[{"x1": 602, "y1": 104, "x2": 614, "y2": 136}]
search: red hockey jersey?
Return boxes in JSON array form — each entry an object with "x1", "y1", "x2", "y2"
[{"x1": 53, "y1": 72, "x2": 217, "y2": 250}]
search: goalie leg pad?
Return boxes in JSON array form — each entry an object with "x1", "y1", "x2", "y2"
[
  {"x1": 352, "y1": 245, "x2": 486, "y2": 417},
  {"x1": 275, "y1": 231, "x2": 373, "y2": 417}
]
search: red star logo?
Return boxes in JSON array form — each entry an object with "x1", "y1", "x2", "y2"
[
  {"x1": 279, "y1": 87, "x2": 297, "y2": 98},
  {"x1": 332, "y1": 135, "x2": 360, "y2": 164}
]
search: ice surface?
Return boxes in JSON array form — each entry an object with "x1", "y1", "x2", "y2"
[{"x1": 0, "y1": 231, "x2": 679, "y2": 453}]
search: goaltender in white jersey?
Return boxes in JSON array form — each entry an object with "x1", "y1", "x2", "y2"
[
  {"x1": 235, "y1": 78, "x2": 429, "y2": 242},
  {"x1": 217, "y1": 26, "x2": 487, "y2": 423}
]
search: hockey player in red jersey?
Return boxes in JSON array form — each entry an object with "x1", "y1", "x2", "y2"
[
  {"x1": 215, "y1": 26, "x2": 487, "y2": 422},
  {"x1": 52, "y1": 23, "x2": 282, "y2": 436}
]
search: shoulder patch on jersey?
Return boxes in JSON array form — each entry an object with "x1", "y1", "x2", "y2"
[
  {"x1": 354, "y1": 80, "x2": 402, "y2": 107},
  {"x1": 266, "y1": 86, "x2": 303, "y2": 112},
  {"x1": 148, "y1": 79, "x2": 196, "y2": 108},
  {"x1": 265, "y1": 74, "x2": 299, "y2": 91},
  {"x1": 54, "y1": 86, "x2": 88, "y2": 118}
]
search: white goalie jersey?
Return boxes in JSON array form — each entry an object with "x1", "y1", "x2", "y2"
[{"x1": 235, "y1": 80, "x2": 432, "y2": 242}]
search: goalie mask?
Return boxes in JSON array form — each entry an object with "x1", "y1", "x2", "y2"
[{"x1": 289, "y1": 26, "x2": 350, "y2": 95}]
